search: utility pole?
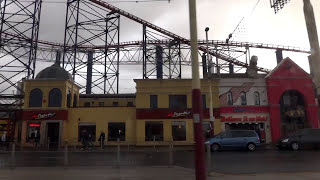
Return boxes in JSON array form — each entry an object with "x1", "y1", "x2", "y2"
[
  {"x1": 205, "y1": 27, "x2": 215, "y2": 137},
  {"x1": 188, "y1": 0, "x2": 206, "y2": 179},
  {"x1": 303, "y1": 0, "x2": 320, "y2": 100}
]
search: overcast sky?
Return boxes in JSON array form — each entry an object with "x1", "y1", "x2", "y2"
[{"x1": 34, "y1": 0, "x2": 320, "y2": 92}]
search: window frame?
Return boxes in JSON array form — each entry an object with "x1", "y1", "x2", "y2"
[
  {"x1": 48, "y1": 88, "x2": 62, "y2": 107},
  {"x1": 227, "y1": 92, "x2": 233, "y2": 106},
  {"x1": 169, "y1": 95, "x2": 187, "y2": 109},
  {"x1": 254, "y1": 91, "x2": 260, "y2": 105},
  {"x1": 108, "y1": 122, "x2": 126, "y2": 141},
  {"x1": 145, "y1": 121, "x2": 164, "y2": 141},
  {"x1": 240, "y1": 91, "x2": 247, "y2": 106},
  {"x1": 172, "y1": 121, "x2": 187, "y2": 141},
  {"x1": 29, "y1": 88, "x2": 43, "y2": 107},
  {"x1": 150, "y1": 95, "x2": 158, "y2": 109}
]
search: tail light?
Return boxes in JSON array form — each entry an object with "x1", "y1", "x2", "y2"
[{"x1": 257, "y1": 137, "x2": 260, "y2": 142}]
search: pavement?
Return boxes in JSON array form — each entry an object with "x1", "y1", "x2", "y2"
[{"x1": 0, "y1": 166, "x2": 320, "y2": 180}]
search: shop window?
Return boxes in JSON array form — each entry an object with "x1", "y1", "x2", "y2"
[
  {"x1": 172, "y1": 121, "x2": 186, "y2": 141},
  {"x1": 240, "y1": 92, "x2": 247, "y2": 105},
  {"x1": 67, "y1": 90, "x2": 71, "y2": 107},
  {"x1": 202, "y1": 94, "x2": 206, "y2": 109},
  {"x1": 108, "y1": 123, "x2": 126, "y2": 141},
  {"x1": 227, "y1": 92, "x2": 233, "y2": 106},
  {"x1": 84, "y1": 102, "x2": 90, "y2": 107},
  {"x1": 73, "y1": 93, "x2": 77, "y2": 107},
  {"x1": 29, "y1": 88, "x2": 43, "y2": 107},
  {"x1": 112, "y1": 102, "x2": 119, "y2": 106},
  {"x1": 127, "y1": 102, "x2": 134, "y2": 107},
  {"x1": 169, "y1": 95, "x2": 187, "y2": 109},
  {"x1": 254, "y1": 91, "x2": 260, "y2": 105},
  {"x1": 26, "y1": 123, "x2": 41, "y2": 142},
  {"x1": 78, "y1": 123, "x2": 96, "y2": 141},
  {"x1": 0, "y1": 124, "x2": 8, "y2": 138},
  {"x1": 145, "y1": 121, "x2": 163, "y2": 141},
  {"x1": 48, "y1": 88, "x2": 62, "y2": 107},
  {"x1": 99, "y1": 102, "x2": 104, "y2": 107},
  {"x1": 150, "y1": 95, "x2": 158, "y2": 109}
]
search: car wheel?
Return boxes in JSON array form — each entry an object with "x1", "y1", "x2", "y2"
[
  {"x1": 247, "y1": 143, "x2": 256, "y2": 151},
  {"x1": 291, "y1": 142, "x2": 299, "y2": 151},
  {"x1": 211, "y1": 143, "x2": 220, "y2": 152}
]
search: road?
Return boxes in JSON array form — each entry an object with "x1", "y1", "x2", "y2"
[{"x1": 1, "y1": 149, "x2": 320, "y2": 174}]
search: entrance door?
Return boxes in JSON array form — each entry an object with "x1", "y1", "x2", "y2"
[{"x1": 47, "y1": 123, "x2": 60, "y2": 149}]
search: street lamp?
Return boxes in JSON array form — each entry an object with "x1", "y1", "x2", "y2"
[
  {"x1": 205, "y1": 27, "x2": 214, "y2": 137},
  {"x1": 188, "y1": 0, "x2": 206, "y2": 179}
]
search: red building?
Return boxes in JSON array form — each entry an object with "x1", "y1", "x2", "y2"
[{"x1": 266, "y1": 57, "x2": 319, "y2": 142}]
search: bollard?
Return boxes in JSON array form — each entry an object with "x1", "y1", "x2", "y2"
[
  {"x1": 117, "y1": 138, "x2": 120, "y2": 165},
  {"x1": 206, "y1": 144, "x2": 211, "y2": 172},
  {"x1": 64, "y1": 141, "x2": 68, "y2": 166},
  {"x1": 169, "y1": 142, "x2": 173, "y2": 167},
  {"x1": 11, "y1": 142, "x2": 15, "y2": 169}
]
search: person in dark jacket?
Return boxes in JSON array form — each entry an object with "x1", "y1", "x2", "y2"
[{"x1": 98, "y1": 131, "x2": 106, "y2": 149}]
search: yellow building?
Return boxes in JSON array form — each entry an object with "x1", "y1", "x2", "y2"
[
  {"x1": 135, "y1": 79, "x2": 221, "y2": 146},
  {"x1": 15, "y1": 61, "x2": 221, "y2": 148}
]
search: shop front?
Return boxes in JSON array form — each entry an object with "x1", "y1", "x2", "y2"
[
  {"x1": 20, "y1": 110, "x2": 68, "y2": 149},
  {"x1": 220, "y1": 106, "x2": 271, "y2": 143},
  {"x1": 136, "y1": 108, "x2": 220, "y2": 145}
]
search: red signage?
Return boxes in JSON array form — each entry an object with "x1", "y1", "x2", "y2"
[
  {"x1": 136, "y1": 108, "x2": 220, "y2": 119},
  {"x1": 29, "y1": 123, "x2": 40, "y2": 127},
  {"x1": 221, "y1": 116, "x2": 267, "y2": 122},
  {"x1": 220, "y1": 106, "x2": 269, "y2": 114},
  {"x1": 22, "y1": 110, "x2": 68, "y2": 121},
  {"x1": 31, "y1": 112, "x2": 56, "y2": 120}
]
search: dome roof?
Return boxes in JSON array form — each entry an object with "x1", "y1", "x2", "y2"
[{"x1": 35, "y1": 63, "x2": 73, "y2": 81}]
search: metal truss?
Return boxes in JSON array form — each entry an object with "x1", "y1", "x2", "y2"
[
  {"x1": 0, "y1": 0, "x2": 42, "y2": 95},
  {"x1": 0, "y1": 0, "x2": 42, "y2": 141},
  {"x1": 63, "y1": 0, "x2": 120, "y2": 94}
]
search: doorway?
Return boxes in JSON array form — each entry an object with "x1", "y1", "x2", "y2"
[
  {"x1": 47, "y1": 123, "x2": 60, "y2": 149},
  {"x1": 280, "y1": 90, "x2": 307, "y2": 137}
]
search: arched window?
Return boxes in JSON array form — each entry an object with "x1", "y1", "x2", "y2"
[
  {"x1": 48, "y1": 88, "x2": 62, "y2": 107},
  {"x1": 67, "y1": 90, "x2": 71, "y2": 107},
  {"x1": 254, "y1": 91, "x2": 260, "y2": 105},
  {"x1": 73, "y1": 93, "x2": 77, "y2": 107},
  {"x1": 29, "y1": 88, "x2": 43, "y2": 107},
  {"x1": 227, "y1": 92, "x2": 233, "y2": 106},
  {"x1": 240, "y1": 92, "x2": 247, "y2": 105}
]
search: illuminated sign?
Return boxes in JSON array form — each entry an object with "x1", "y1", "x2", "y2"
[
  {"x1": 31, "y1": 112, "x2": 56, "y2": 120},
  {"x1": 167, "y1": 111, "x2": 191, "y2": 118},
  {"x1": 221, "y1": 116, "x2": 267, "y2": 122},
  {"x1": 29, "y1": 123, "x2": 40, "y2": 127}
]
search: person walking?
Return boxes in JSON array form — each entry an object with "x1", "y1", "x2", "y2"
[
  {"x1": 1, "y1": 131, "x2": 7, "y2": 150},
  {"x1": 98, "y1": 131, "x2": 106, "y2": 150}
]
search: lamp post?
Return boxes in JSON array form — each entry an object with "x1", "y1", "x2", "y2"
[
  {"x1": 205, "y1": 27, "x2": 214, "y2": 137},
  {"x1": 188, "y1": 0, "x2": 206, "y2": 179}
]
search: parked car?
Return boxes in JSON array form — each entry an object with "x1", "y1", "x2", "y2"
[
  {"x1": 204, "y1": 130, "x2": 260, "y2": 151},
  {"x1": 276, "y1": 128, "x2": 320, "y2": 151}
]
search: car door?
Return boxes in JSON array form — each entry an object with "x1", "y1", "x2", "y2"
[
  {"x1": 218, "y1": 131, "x2": 233, "y2": 149},
  {"x1": 230, "y1": 131, "x2": 246, "y2": 148}
]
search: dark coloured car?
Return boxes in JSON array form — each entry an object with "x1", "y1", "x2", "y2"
[
  {"x1": 204, "y1": 130, "x2": 260, "y2": 151},
  {"x1": 276, "y1": 128, "x2": 320, "y2": 151}
]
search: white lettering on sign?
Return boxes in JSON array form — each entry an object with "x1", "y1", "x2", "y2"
[
  {"x1": 31, "y1": 113, "x2": 56, "y2": 120},
  {"x1": 172, "y1": 111, "x2": 191, "y2": 118}
]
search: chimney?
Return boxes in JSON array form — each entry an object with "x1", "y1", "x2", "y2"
[
  {"x1": 156, "y1": 46, "x2": 163, "y2": 79},
  {"x1": 86, "y1": 50, "x2": 94, "y2": 94},
  {"x1": 276, "y1": 49, "x2": 283, "y2": 64},
  {"x1": 229, "y1": 63, "x2": 234, "y2": 74},
  {"x1": 202, "y1": 54, "x2": 208, "y2": 78}
]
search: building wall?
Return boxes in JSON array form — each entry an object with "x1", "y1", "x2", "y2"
[
  {"x1": 79, "y1": 98, "x2": 135, "y2": 107},
  {"x1": 66, "y1": 107, "x2": 136, "y2": 146},
  {"x1": 219, "y1": 78, "x2": 268, "y2": 106},
  {"x1": 135, "y1": 79, "x2": 221, "y2": 144},
  {"x1": 23, "y1": 80, "x2": 79, "y2": 109}
]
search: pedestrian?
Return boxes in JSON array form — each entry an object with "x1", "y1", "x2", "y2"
[
  {"x1": 35, "y1": 131, "x2": 40, "y2": 149},
  {"x1": 81, "y1": 129, "x2": 88, "y2": 150},
  {"x1": 1, "y1": 131, "x2": 6, "y2": 150},
  {"x1": 98, "y1": 131, "x2": 106, "y2": 149}
]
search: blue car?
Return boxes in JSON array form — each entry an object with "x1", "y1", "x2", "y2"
[{"x1": 205, "y1": 130, "x2": 261, "y2": 151}]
